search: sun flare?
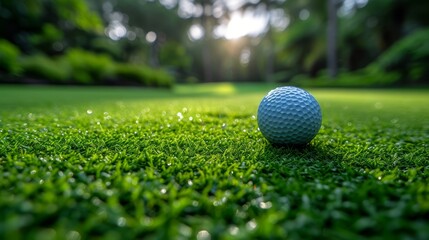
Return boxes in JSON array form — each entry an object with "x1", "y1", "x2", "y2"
[{"x1": 220, "y1": 11, "x2": 268, "y2": 40}]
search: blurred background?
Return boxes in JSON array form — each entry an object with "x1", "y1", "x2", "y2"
[{"x1": 0, "y1": 0, "x2": 428, "y2": 88}]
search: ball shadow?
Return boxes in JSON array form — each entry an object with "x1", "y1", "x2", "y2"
[{"x1": 257, "y1": 142, "x2": 347, "y2": 181}]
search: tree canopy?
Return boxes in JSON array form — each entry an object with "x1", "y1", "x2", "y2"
[{"x1": 1, "y1": 0, "x2": 428, "y2": 86}]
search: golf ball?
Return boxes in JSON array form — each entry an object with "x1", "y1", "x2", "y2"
[{"x1": 257, "y1": 86, "x2": 322, "y2": 145}]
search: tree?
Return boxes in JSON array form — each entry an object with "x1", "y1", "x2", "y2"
[
  {"x1": 327, "y1": 0, "x2": 338, "y2": 78},
  {"x1": 0, "y1": 0, "x2": 103, "y2": 54}
]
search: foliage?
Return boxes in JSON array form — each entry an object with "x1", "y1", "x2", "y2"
[
  {"x1": 2, "y1": 0, "x2": 429, "y2": 85},
  {"x1": 115, "y1": 63, "x2": 174, "y2": 88},
  {"x1": 20, "y1": 54, "x2": 69, "y2": 83},
  {"x1": 275, "y1": 18, "x2": 326, "y2": 76},
  {"x1": 0, "y1": 39, "x2": 21, "y2": 76},
  {"x1": 0, "y1": 44, "x2": 174, "y2": 87},
  {"x1": 65, "y1": 49, "x2": 115, "y2": 84},
  {"x1": 0, "y1": 0, "x2": 103, "y2": 54},
  {"x1": 373, "y1": 28, "x2": 429, "y2": 84},
  {"x1": 291, "y1": 66, "x2": 400, "y2": 88},
  {"x1": 0, "y1": 85, "x2": 428, "y2": 239},
  {"x1": 52, "y1": 0, "x2": 103, "y2": 33},
  {"x1": 159, "y1": 42, "x2": 191, "y2": 74},
  {"x1": 29, "y1": 24, "x2": 64, "y2": 53},
  {"x1": 90, "y1": 38, "x2": 123, "y2": 60}
]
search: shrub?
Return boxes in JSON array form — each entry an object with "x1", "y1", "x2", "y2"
[
  {"x1": 0, "y1": 39, "x2": 21, "y2": 76},
  {"x1": 21, "y1": 55, "x2": 70, "y2": 83},
  {"x1": 291, "y1": 67, "x2": 399, "y2": 88},
  {"x1": 115, "y1": 63, "x2": 174, "y2": 88},
  {"x1": 147, "y1": 67, "x2": 174, "y2": 88},
  {"x1": 65, "y1": 49, "x2": 115, "y2": 84},
  {"x1": 374, "y1": 28, "x2": 429, "y2": 84}
]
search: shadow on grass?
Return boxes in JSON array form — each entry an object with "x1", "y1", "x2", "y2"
[{"x1": 258, "y1": 143, "x2": 348, "y2": 182}]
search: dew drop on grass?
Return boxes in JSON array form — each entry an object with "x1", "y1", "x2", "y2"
[
  {"x1": 197, "y1": 230, "x2": 211, "y2": 240},
  {"x1": 259, "y1": 201, "x2": 272, "y2": 209},
  {"x1": 374, "y1": 102, "x2": 383, "y2": 109},
  {"x1": 160, "y1": 188, "x2": 167, "y2": 194},
  {"x1": 117, "y1": 217, "x2": 126, "y2": 227},
  {"x1": 240, "y1": 162, "x2": 246, "y2": 168},
  {"x1": 246, "y1": 219, "x2": 257, "y2": 230},
  {"x1": 177, "y1": 112, "x2": 183, "y2": 121},
  {"x1": 66, "y1": 230, "x2": 81, "y2": 240},
  {"x1": 86, "y1": 110, "x2": 93, "y2": 115},
  {"x1": 178, "y1": 226, "x2": 192, "y2": 238},
  {"x1": 92, "y1": 197, "x2": 102, "y2": 206},
  {"x1": 229, "y1": 226, "x2": 239, "y2": 235}
]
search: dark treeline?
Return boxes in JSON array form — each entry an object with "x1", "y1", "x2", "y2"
[{"x1": 0, "y1": 0, "x2": 428, "y2": 87}]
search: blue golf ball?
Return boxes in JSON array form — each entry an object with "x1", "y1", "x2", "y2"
[{"x1": 257, "y1": 86, "x2": 322, "y2": 145}]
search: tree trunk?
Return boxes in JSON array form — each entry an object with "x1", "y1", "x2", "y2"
[
  {"x1": 327, "y1": 0, "x2": 338, "y2": 78},
  {"x1": 201, "y1": 5, "x2": 213, "y2": 82}
]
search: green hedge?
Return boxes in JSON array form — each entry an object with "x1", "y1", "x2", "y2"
[
  {"x1": 373, "y1": 28, "x2": 429, "y2": 84},
  {"x1": 115, "y1": 63, "x2": 174, "y2": 88},
  {"x1": 21, "y1": 55, "x2": 69, "y2": 83},
  {"x1": 65, "y1": 49, "x2": 115, "y2": 84},
  {"x1": 291, "y1": 67, "x2": 399, "y2": 88},
  {"x1": 0, "y1": 45, "x2": 174, "y2": 87},
  {"x1": 0, "y1": 39, "x2": 21, "y2": 76}
]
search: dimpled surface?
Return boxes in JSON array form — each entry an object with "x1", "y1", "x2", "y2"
[{"x1": 257, "y1": 86, "x2": 322, "y2": 145}]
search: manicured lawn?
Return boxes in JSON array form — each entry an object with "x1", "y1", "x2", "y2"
[{"x1": 0, "y1": 84, "x2": 428, "y2": 239}]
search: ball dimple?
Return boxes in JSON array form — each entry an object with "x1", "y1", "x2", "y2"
[{"x1": 257, "y1": 86, "x2": 322, "y2": 145}]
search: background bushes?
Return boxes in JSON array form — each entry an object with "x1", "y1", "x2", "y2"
[
  {"x1": 115, "y1": 63, "x2": 173, "y2": 88},
  {"x1": 0, "y1": 40, "x2": 21, "y2": 76},
  {"x1": 21, "y1": 55, "x2": 69, "y2": 83},
  {"x1": 291, "y1": 68, "x2": 400, "y2": 88},
  {"x1": 374, "y1": 28, "x2": 429, "y2": 84},
  {"x1": 65, "y1": 49, "x2": 115, "y2": 84},
  {"x1": 291, "y1": 28, "x2": 429, "y2": 88},
  {"x1": 0, "y1": 42, "x2": 174, "y2": 88}
]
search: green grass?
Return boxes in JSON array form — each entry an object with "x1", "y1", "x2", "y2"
[{"x1": 0, "y1": 84, "x2": 428, "y2": 239}]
